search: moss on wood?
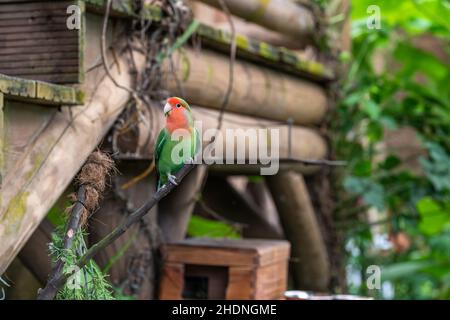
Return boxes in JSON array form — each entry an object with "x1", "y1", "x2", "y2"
[{"x1": 0, "y1": 74, "x2": 84, "y2": 106}]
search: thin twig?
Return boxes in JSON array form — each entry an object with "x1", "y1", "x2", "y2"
[
  {"x1": 215, "y1": 0, "x2": 236, "y2": 132},
  {"x1": 101, "y1": 0, "x2": 136, "y2": 96},
  {"x1": 45, "y1": 163, "x2": 197, "y2": 290}
]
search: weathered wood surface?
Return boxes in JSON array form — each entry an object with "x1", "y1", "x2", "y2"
[
  {"x1": 197, "y1": 0, "x2": 316, "y2": 41},
  {"x1": 0, "y1": 0, "x2": 85, "y2": 84},
  {"x1": 112, "y1": 103, "x2": 327, "y2": 174},
  {"x1": 196, "y1": 25, "x2": 334, "y2": 82},
  {"x1": 0, "y1": 74, "x2": 84, "y2": 106},
  {"x1": 0, "y1": 14, "x2": 143, "y2": 275},
  {"x1": 163, "y1": 48, "x2": 328, "y2": 125},
  {"x1": 158, "y1": 165, "x2": 207, "y2": 243},
  {"x1": 84, "y1": 0, "x2": 333, "y2": 82},
  {"x1": 190, "y1": 1, "x2": 306, "y2": 50},
  {"x1": 266, "y1": 172, "x2": 330, "y2": 291},
  {"x1": 160, "y1": 238, "x2": 290, "y2": 299}
]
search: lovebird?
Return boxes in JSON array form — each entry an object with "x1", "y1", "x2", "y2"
[{"x1": 155, "y1": 97, "x2": 200, "y2": 190}]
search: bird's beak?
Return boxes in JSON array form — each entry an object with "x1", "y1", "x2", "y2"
[{"x1": 164, "y1": 103, "x2": 171, "y2": 116}]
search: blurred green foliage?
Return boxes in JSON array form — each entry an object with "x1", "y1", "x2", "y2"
[
  {"x1": 334, "y1": 0, "x2": 450, "y2": 299},
  {"x1": 187, "y1": 215, "x2": 241, "y2": 239}
]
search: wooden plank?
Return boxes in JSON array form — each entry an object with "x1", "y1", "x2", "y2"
[
  {"x1": 0, "y1": 74, "x2": 35, "y2": 98},
  {"x1": 159, "y1": 263, "x2": 184, "y2": 299},
  {"x1": 254, "y1": 261, "x2": 288, "y2": 299},
  {"x1": 0, "y1": 59, "x2": 79, "y2": 70},
  {"x1": 0, "y1": 1, "x2": 71, "y2": 12},
  {"x1": 226, "y1": 266, "x2": 255, "y2": 299},
  {"x1": 164, "y1": 245, "x2": 258, "y2": 267},
  {"x1": 165, "y1": 239, "x2": 290, "y2": 267},
  {"x1": 0, "y1": 24, "x2": 70, "y2": 34},
  {"x1": 0, "y1": 16, "x2": 70, "y2": 27},
  {"x1": 0, "y1": 0, "x2": 84, "y2": 84},
  {"x1": 197, "y1": 24, "x2": 334, "y2": 82},
  {"x1": 0, "y1": 38, "x2": 78, "y2": 49},
  {"x1": 0, "y1": 45, "x2": 79, "y2": 55},
  {"x1": 0, "y1": 74, "x2": 84, "y2": 106},
  {"x1": 0, "y1": 31, "x2": 78, "y2": 42},
  {"x1": 0, "y1": 52, "x2": 79, "y2": 63}
]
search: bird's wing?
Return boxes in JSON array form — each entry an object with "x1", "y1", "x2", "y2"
[{"x1": 155, "y1": 128, "x2": 168, "y2": 165}]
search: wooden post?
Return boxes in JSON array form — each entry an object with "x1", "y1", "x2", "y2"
[
  {"x1": 158, "y1": 165, "x2": 208, "y2": 242},
  {"x1": 266, "y1": 171, "x2": 330, "y2": 291}
]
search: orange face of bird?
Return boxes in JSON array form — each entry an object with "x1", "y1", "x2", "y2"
[{"x1": 163, "y1": 97, "x2": 192, "y2": 133}]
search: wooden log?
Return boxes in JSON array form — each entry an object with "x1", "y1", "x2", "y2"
[
  {"x1": 164, "y1": 48, "x2": 328, "y2": 125},
  {"x1": 190, "y1": 1, "x2": 309, "y2": 49},
  {"x1": 197, "y1": 0, "x2": 315, "y2": 41},
  {"x1": 0, "y1": 14, "x2": 144, "y2": 275},
  {"x1": 193, "y1": 107, "x2": 327, "y2": 174},
  {"x1": 266, "y1": 171, "x2": 330, "y2": 291},
  {"x1": 111, "y1": 103, "x2": 327, "y2": 174}
]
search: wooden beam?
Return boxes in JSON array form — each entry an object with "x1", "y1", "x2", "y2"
[
  {"x1": 0, "y1": 74, "x2": 84, "y2": 106},
  {"x1": 84, "y1": 0, "x2": 162, "y2": 20},
  {"x1": 110, "y1": 103, "x2": 327, "y2": 174},
  {"x1": 197, "y1": 0, "x2": 316, "y2": 40},
  {"x1": 164, "y1": 48, "x2": 328, "y2": 125},
  {"x1": 266, "y1": 171, "x2": 330, "y2": 291},
  {"x1": 196, "y1": 24, "x2": 335, "y2": 82}
]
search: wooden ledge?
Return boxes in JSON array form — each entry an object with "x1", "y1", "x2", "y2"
[{"x1": 0, "y1": 74, "x2": 84, "y2": 106}]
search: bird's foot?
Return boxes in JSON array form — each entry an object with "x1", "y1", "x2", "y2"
[
  {"x1": 168, "y1": 174, "x2": 178, "y2": 186},
  {"x1": 184, "y1": 157, "x2": 195, "y2": 165}
]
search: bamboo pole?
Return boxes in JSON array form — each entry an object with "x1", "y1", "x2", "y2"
[
  {"x1": 163, "y1": 48, "x2": 328, "y2": 125},
  {"x1": 197, "y1": 0, "x2": 315, "y2": 41}
]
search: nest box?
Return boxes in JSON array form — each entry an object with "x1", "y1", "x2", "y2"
[{"x1": 159, "y1": 238, "x2": 290, "y2": 300}]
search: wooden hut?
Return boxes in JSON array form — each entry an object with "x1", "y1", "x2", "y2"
[{"x1": 0, "y1": 0, "x2": 349, "y2": 299}]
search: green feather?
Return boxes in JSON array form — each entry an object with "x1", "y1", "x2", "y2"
[{"x1": 155, "y1": 122, "x2": 200, "y2": 190}]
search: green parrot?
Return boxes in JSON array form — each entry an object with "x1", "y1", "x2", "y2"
[{"x1": 155, "y1": 97, "x2": 200, "y2": 190}]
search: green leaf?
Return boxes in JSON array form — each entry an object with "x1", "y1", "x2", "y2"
[
  {"x1": 353, "y1": 160, "x2": 372, "y2": 177},
  {"x1": 381, "y1": 260, "x2": 435, "y2": 281},
  {"x1": 187, "y1": 215, "x2": 241, "y2": 239},
  {"x1": 416, "y1": 197, "x2": 450, "y2": 235},
  {"x1": 343, "y1": 176, "x2": 385, "y2": 210},
  {"x1": 362, "y1": 99, "x2": 381, "y2": 119},
  {"x1": 379, "y1": 155, "x2": 401, "y2": 170}
]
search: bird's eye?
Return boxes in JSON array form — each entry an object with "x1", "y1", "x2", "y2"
[{"x1": 176, "y1": 104, "x2": 181, "y2": 108}]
